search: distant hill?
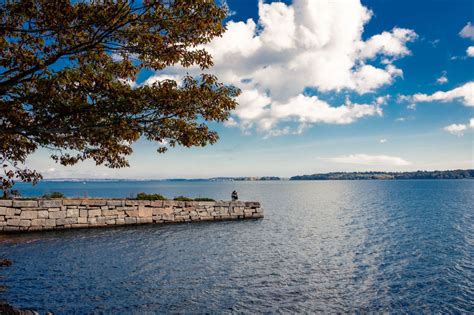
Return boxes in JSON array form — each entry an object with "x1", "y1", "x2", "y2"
[{"x1": 290, "y1": 169, "x2": 474, "y2": 180}]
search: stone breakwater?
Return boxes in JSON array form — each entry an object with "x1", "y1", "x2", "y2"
[{"x1": 0, "y1": 199, "x2": 263, "y2": 233}]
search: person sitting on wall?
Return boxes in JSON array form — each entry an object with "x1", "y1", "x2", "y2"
[{"x1": 231, "y1": 190, "x2": 238, "y2": 201}]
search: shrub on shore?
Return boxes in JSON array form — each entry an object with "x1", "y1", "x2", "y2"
[
  {"x1": 136, "y1": 192, "x2": 166, "y2": 201},
  {"x1": 173, "y1": 196, "x2": 194, "y2": 201},
  {"x1": 194, "y1": 197, "x2": 215, "y2": 202},
  {"x1": 42, "y1": 192, "x2": 65, "y2": 199}
]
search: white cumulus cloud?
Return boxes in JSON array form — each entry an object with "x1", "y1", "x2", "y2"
[
  {"x1": 436, "y1": 71, "x2": 448, "y2": 84},
  {"x1": 467, "y1": 46, "x2": 474, "y2": 57},
  {"x1": 151, "y1": 0, "x2": 417, "y2": 135},
  {"x1": 360, "y1": 28, "x2": 417, "y2": 60},
  {"x1": 410, "y1": 82, "x2": 474, "y2": 107},
  {"x1": 265, "y1": 95, "x2": 382, "y2": 130},
  {"x1": 234, "y1": 90, "x2": 383, "y2": 132},
  {"x1": 459, "y1": 22, "x2": 474, "y2": 40},
  {"x1": 328, "y1": 154, "x2": 411, "y2": 166},
  {"x1": 443, "y1": 118, "x2": 474, "y2": 136}
]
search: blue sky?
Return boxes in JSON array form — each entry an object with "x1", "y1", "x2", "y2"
[{"x1": 31, "y1": 0, "x2": 473, "y2": 179}]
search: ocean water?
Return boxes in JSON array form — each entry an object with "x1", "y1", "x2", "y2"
[{"x1": 0, "y1": 180, "x2": 473, "y2": 313}]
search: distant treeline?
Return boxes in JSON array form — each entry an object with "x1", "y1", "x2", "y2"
[
  {"x1": 290, "y1": 170, "x2": 474, "y2": 180},
  {"x1": 208, "y1": 176, "x2": 281, "y2": 181}
]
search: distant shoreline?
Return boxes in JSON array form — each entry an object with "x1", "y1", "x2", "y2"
[
  {"x1": 290, "y1": 169, "x2": 473, "y2": 180},
  {"x1": 38, "y1": 169, "x2": 474, "y2": 182}
]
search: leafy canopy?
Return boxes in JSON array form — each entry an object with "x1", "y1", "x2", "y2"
[{"x1": 0, "y1": 0, "x2": 240, "y2": 195}]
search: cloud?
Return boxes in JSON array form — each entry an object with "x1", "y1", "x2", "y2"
[
  {"x1": 205, "y1": 0, "x2": 416, "y2": 98},
  {"x1": 429, "y1": 39, "x2": 440, "y2": 47},
  {"x1": 411, "y1": 82, "x2": 474, "y2": 107},
  {"x1": 235, "y1": 91, "x2": 382, "y2": 132},
  {"x1": 459, "y1": 22, "x2": 474, "y2": 40},
  {"x1": 351, "y1": 64, "x2": 402, "y2": 94},
  {"x1": 223, "y1": 117, "x2": 238, "y2": 127},
  {"x1": 150, "y1": 0, "x2": 416, "y2": 135},
  {"x1": 450, "y1": 55, "x2": 467, "y2": 61},
  {"x1": 444, "y1": 124, "x2": 467, "y2": 136},
  {"x1": 406, "y1": 103, "x2": 416, "y2": 110},
  {"x1": 375, "y1": 95, "x2": 391, "y2": 105},
  {"x1": 328, "y1": 154, "x2": 411, "y2": 166},
  {"x1": 436, "y1": 71, "x2": 448, "y2": 84},
  {"x1": 443, "y1": 118, "x2": 474, "y2": 136},
  {"x1": 220, "y1": 0, "x2": 236, "y2": 17},
  {"x1": 142, "y1": 74, "x2": 183, "y2": 87},
  {"x1": 467, "y1": 46, "x2": 474, "y2": 57},
  {"x1": 360, "y1": 28, "x2": 417, "y2": 60},
  {"x1": 379, "y1": 138, "x2": 387, "y2": 143}
]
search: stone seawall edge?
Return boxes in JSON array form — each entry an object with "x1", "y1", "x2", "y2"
[{"x1": 0, "y1": 199, "x2": 263, "y2": 233}]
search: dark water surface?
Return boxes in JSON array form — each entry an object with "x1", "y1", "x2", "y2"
[{"x1": 1, "y1": 180, "x2": 473, "y2": 313}]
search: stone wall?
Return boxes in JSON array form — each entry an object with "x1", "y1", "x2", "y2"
[{"x1": 0, "y1": 199, "x2": 263, "y2": 233}]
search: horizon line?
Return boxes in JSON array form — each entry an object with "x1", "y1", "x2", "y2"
[{"x1": 38, "y1": 168, "x2": 474, "y2": 181}]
